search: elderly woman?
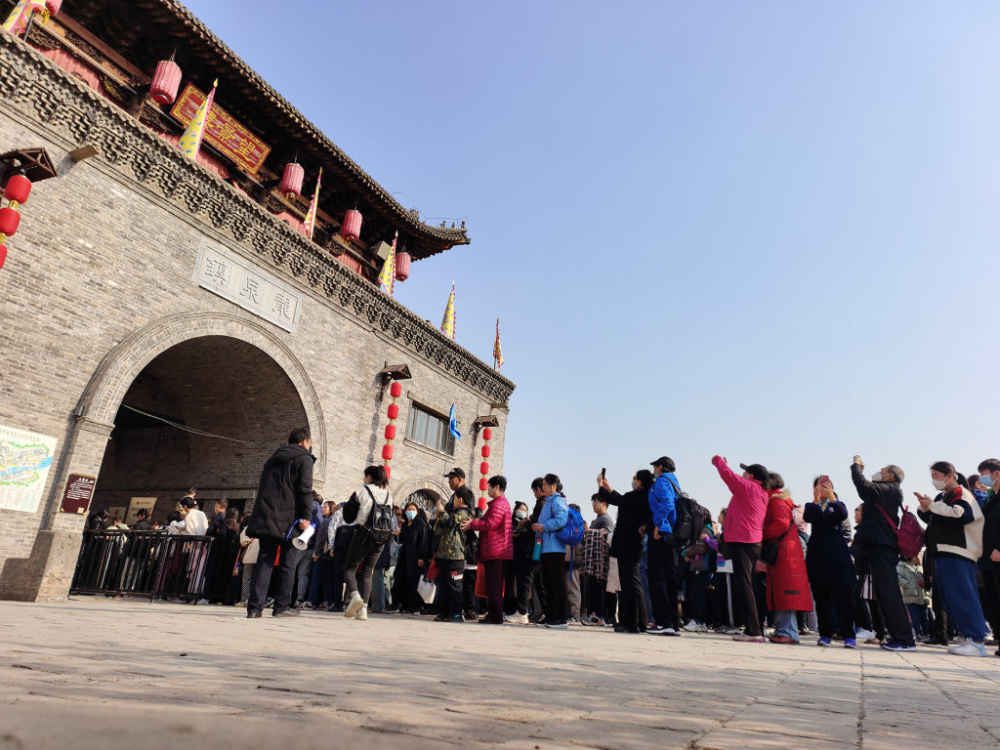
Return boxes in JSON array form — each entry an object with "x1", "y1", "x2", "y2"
[
  {"x1": 461, "y1": 475, "x2": 513, "y2": 624},
  {"x1": 803, "y1": 477, "x2": 857, "y2": 647},
  {"x1": 762, "y1": 474, "x2": 813, "y2": 644}
]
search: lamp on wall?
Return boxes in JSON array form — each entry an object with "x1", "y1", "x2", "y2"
[{"x1": 377, "y1": 362, "x2": 411, "y2": 402}]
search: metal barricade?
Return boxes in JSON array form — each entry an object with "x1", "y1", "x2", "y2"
[{"x1": 70, "y1": 530, "x2": 214, "y2": 601}]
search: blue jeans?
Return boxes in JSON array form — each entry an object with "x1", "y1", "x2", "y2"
[
  {"x1": 774, "y1": 609, "x2": 799, "y2": 641},
  {"x1": 935, "y1": 556, "x2": 986, "y2": 642}
]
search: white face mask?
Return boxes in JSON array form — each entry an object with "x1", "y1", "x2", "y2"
[
  {"x1": 871, "y1": 472, "x2": 883, "y2": 482},
  {"x1": 931, "y1": 478, "x2": 948, "y2": 491},
  {"x1": 515, "y1": 510, "x2": 527, "y2": 520}
]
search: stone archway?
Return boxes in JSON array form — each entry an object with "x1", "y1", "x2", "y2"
[{"x1": 393, "y1": 476, "x2": 450, "y2": 513}]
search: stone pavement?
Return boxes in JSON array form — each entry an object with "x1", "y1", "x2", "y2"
[{"x1": 0, "y1": 599, "x2": 998, "y2": 750}]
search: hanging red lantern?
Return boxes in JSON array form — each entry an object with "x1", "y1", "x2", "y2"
[
  {"x1": 482, "y1": 427, "x2": 492, "y2": 441},
  {"x1": 384, "y1": 465, "x2": 391, "y2": 481},
  {"x1": 0, "y1": 208, "x2": 20, "y2": 237},
  {"x1": 480, "y1": 461, "x2": 489, "y2": 476},
  {"x1": 280, "y1": 162, "x2": 304, "y2": 200},
  {"x1": 384, "y1": 424, "x2": 396, "y2": 440},
  {"x1": 479, "y1": 478, "x2": 488, "y2": 491},
  {"x1": 342, "y1": 209, "x2": 362, "y2": 242},
  {"x1": 481, "y1": 445, "x2": 491, "y2": 459},
  {"x1": 4, "y1": 175, "x2": 31, "y2": 206},
  {"x1": 387, "y1": 403, "x2": 399, "y2": 420},
  {"x1": 390, "y1": 381, "x2": 402, "y2": 398},
  {"x1": 46, "y1": 0, "x2": 63, "y2": 14},
  {"x1": 150, "y1": 59, "x2": 182, "y2": 105},
  {"x1": 382, "y1": 444, "x2": 394, "y2": 461},
  {"x1": 0, "y1": 243, "x2": 6, "y2": 271},
  {"x1": 395, "y1": 251, "x2": 411, "y2": 282}
]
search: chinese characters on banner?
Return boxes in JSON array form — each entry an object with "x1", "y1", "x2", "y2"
[{"x1": 170, "y1": 83, "x2": 271, "y2": 174}]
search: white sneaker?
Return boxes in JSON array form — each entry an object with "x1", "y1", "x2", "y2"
[
  {"x1": 504, "y1": 612, "x2": 529, "y2": 625},
  {"x1": 355, "y1": 605, "x2": 368, "y2": 621},
  {"x1": 344, "y1": 591, "x2": 364, "y2": 619},
  {"x1": 855, "y1": 629, "x2": 876, "y2": 641},
  {"x1": 683, "y1": 621, "x2": 708, "y2": 633},
  {"x1": 948, "y1": 639, "x2": 987, "y2": 657}
]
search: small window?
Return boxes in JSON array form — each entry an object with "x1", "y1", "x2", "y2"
[{"x1": 407, "y1": 403, "x2": 455, "y2": 455}]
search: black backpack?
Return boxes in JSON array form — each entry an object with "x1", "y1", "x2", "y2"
[
  {"x1": 364, "y1": 486, "x2": 394, "y2": 545},
  {"x1": 666, "y1": 477, "x2": 708, "y2": 547}
]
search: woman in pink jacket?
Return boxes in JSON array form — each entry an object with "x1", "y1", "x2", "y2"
[{"x1": 461, "y1": 475, "x2": 513, "y2": 624}]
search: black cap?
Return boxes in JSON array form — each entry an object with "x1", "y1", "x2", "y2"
[
  {"x1": 739, "y1": 463, "x2": 769, "y2": 484},
  {"x1": 650, "y1": 456, "x2": 675, "y2": 472},
  {"x1": 444, "y1": 467, "x2": 466, "y2": 480}
]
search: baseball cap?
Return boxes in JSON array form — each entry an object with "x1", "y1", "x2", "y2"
[
  {"x1": 739, "y1": 463, "x2": 769, "y2": 484},
  {"x1": 444, "y1": 467, "x2": 466, "y2": 480},
  {"x1": 650, "y1": 456, "x2": 675, "y2": 472}
]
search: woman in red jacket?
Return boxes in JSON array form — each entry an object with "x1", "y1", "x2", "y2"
[
  {"x1": 461, "y1": 475, "x2": 513, "y2": 624},
  {"x1": 763, "y1": 474, "x2": 814, "y2": 644}
]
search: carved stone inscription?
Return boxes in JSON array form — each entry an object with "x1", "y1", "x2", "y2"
[{"x1": 194, "y1": 241, "x2": 302, "y2": 333}]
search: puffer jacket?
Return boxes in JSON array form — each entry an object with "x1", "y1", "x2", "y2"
[
  {"x1": 896, "y1": 560, "x2": 926, "y2": 605},
  {"x1": 536, "y1": 493, "x2": 568, "y2": 554},
  {"x1": 433, "y1": 504, "x2": 472, "y2": 560},
  {"x1": 918, "y1": 486, "x2": 983, "y2": 563},
  {"x1": 246, "y1": 443, "x2": 315, "y2": 542},
  {"x1": 762, "y1": 490, "x2": 813, "y2": 612},
  {"x1": 467, "y1": 494, "x2": 513, "y2": 561}
]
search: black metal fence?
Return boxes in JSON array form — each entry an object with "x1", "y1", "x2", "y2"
[{"x1": 70, "y1": 530, "x2": 215, "y2": 601}]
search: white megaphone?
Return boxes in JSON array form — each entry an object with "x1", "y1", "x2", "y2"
[{"x1": 289, "y1": 521, "x2": 316, "y2": 550}]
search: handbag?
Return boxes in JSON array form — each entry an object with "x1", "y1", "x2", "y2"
[
  {"x1": 474, "y1": 562, "x2": 505, "y2": 598},
  {"x1": 417, "y1": 575, "x2": 437, "y2": 605},
  {"x1": 760, "y1": 518, "x2": 794, "y2": 566}
]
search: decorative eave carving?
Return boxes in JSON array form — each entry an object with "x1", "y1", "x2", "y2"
[{"x1": 0, "y1": 33, "x2": 515, "y2": 405}]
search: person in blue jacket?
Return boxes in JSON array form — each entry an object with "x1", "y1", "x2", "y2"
[
  {"x1": 647, "y1": 456, "x2": 681, "y2": 635},
  {"x1": 531, "y1": 473, "x2": 569, "y2": 629}
]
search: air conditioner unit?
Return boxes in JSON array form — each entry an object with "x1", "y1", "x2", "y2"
[{"x1": 371, "y1": 241, "x2": 392, "y2": 260}]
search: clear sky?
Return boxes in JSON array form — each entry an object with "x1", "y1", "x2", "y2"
[{"x1": 185, "y1": 1, "x2": 1000, "y2": 519}]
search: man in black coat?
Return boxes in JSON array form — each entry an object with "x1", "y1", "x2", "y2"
[
  {"x1": 246, "y1": 427, "x2": 316, "y2": 618},
  {"x1": 598, "y1": 469, "x2": 653, "y2": 633},
  {"x1": 850, "y1": 455, "x2": 915, "y2": 651}
]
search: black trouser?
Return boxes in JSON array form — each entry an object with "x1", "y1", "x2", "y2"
[
  {"x1": 867, "y1": 544, "x2": 914, "y2": 646},
  {"x1": 980, "y1": 568, "x2": 1000, "y2": 641},
  {"x1": 463, "y1": 567, "x2": 479, "y2": 615},
  {"x1": 406, "y1": 573, "x2": 424, "y2": 613},
  {"x1": 616, "y1": 555, "x2": 647, "y2": 630},
  {"x1": 647, "y1": 537, "x2": 680, "y2": 629},
  {"x1": 813, "y1": 582, "x2": 855, "y2": 639},
  {"x1": 505, "y1": 557, "x2": 539, "y2": 615},
  {"x1": 343, "y1": 532, "x2": 384, "y2": 605},
  {"x1": 330, "y1": 529, "x2": 354, "y2": 608},
  {"x1": 605, "y1": 591, "x2": 618, "y2": 624},
  {"x1": 391, "y1": 555, "x2": 408, "y2": 610},
  {"x1": 540, "y1": 552, "x2": 568, "y2": 623},
  {"x1": 728, "y1": 542, "x2": 762, "y2": 636},
  {"x1": 584, "y1": 574, "x2": 606, "y2": 618},
  {"x1": 688, "y1": 570, "x2": 710, "y2": 623},
  {"x1": 435, "y1": 558, "x2": 465, "y2": 616},
  {"x1": 482, "y1": 559, "x2": 505, "y2": 623},
  {"x1": 248, "y1": 538, "x2": 296, "y2": 615}
]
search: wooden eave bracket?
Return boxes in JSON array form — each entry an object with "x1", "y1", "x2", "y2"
[{"x1": 0, "y1": 148, "x2": 58, "y2": 186}]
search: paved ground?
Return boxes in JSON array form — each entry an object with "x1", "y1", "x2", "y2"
[{"x1": 0, "y1": 598, "x2": 998, "y2": 749}]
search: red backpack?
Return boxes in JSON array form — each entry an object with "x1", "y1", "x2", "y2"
[{"x1": 877, "y1": 504, "x2": 925, "y2": 559}]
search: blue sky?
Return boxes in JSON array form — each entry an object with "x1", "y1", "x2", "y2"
[{"x1": 185, "y1": 1, "x2": 1000, "y2": 518}]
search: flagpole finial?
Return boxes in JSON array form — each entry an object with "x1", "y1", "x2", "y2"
[{"x1": 212, "y1": 79, "x2": 219, "y2": 88}]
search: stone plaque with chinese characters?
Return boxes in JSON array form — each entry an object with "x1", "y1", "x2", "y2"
[{"x1": 194, "y1": 241, "x2": 303, "y2": 332}]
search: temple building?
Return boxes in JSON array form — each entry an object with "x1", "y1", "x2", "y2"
[{"x1": 0, "y1": 0, "x2": 514, "y2": 601}]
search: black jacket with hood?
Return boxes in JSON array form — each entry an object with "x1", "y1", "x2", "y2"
[{"x1": 247, "y1": 443, "x2": 315, "y2": 542}]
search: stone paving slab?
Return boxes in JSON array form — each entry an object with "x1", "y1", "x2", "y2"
[{"x1": 0, "y1": 598, "x2": 998, "y2": 749}]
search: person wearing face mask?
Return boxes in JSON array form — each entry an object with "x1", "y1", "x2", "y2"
[
  {"x1": 504, "y1": 501, "x2": 536, "y2": 624},
  {"x1": 850, "y1": 455, "x2": 916, "y2": 651},
  {"x1": 394, "y1": 502, "x2": 432, "y2": 615},
  {"x1": 916, "y1": 462, "x2": 987, "y2": 656},
  {"x1": 977, "y1": 459, "x2": 1000, "y2": 655}
]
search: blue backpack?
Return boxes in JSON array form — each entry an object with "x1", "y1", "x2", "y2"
[{"x1": 556, "y1": 506, "x2": 586, "y2": 547}]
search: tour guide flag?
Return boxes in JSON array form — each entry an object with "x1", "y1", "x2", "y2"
[
  {"x1": 302, "y1": 167, "x2": 322, "y2": 240},
  {"x1": 441, "y1": 283, "x2": 456, "y2": 340},
  {"x1": 178, "y1": 79, "x2": 217, "y2": 161},
  {"x1": 377, "y1": 232, "x2": 398, "y2": 295},
  {"x1": 493, "y1": 318, "x2": 504, "y2": 369},
  {"x1": 448, "y1": 404, "x2": 461, "y2": 440}
]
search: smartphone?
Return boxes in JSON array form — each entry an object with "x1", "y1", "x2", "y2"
[
  {"x1": 818, "y1": 475, "x2": 831, "y2": 487},
  {"x1": 601, "y1": 467, "x2": 606, "y2": 479}
]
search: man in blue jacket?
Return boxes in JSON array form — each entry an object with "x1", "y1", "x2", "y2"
[{"x1": 647, "y1": 456, "x2": 680, "y2": 635}]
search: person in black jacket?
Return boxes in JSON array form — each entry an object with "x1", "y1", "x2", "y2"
[
  {"x1": 977, "y1": 458, "x2": 1000, "y2": 655},
  {"x1": 394, "y1": 501, "x2": 432, "y2": 614},
  {"x1": 598, "y1": 469, "x2": 653, "y2": 634},
  {"x1": 850, "y1": 455, "x2": 915, "y2": 651},
  {"x1": 246, "y1": 427, "x2": 316, "y2": 618}
]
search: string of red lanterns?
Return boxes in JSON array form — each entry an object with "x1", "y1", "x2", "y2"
[
  {"x1": 381, "y1": 381, "x2": 402, "y2": 481},
  {"x1": 0, "y1": 174, "x2": 32, "y2": 271},
  {"x1": 477, "y1": 427, "x2": 492, "y2": 510}
]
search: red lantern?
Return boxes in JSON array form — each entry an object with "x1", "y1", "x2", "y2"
[
  {"x1": 395, "y1": 251, "x2": 411, "y2": 282},
  {"x1": 4, "y1": 175, "x2": 31, "y2": 205},
  {"x1": 382, "y1": 444, "x2": 394, "y2": 461},
  {"x1": 387, "y1": 403, "x2": 399, "y2": 420},
  {"x1": 0, "y1": 207, "x2": 20, "y2": 237},
  {"x1": 390, "y1": 381, "x2": 402, "y2": 398},
  {"x1": 280, "y1": 162, "x2": 304, "y2": 200},
  {"x1": 480, "y1": 462, "x2": 489, "y2": 476},
  {"x1": 481, "y1": 445, "x2": 491, "y2": 459},
  {"x1": 384, "y1": 465, "x2": 391, "y2": 481},
  {"x1": 482, "y1": 427, "x2": 492, "y2": 441},
  {"x1": 150, "y1": 59, "x2": 182, "y2": 105},
  {"x1": 479, "y1": 478, "x2": 488, "y2": 491},
  {"x1": 384, "y1": 424, "x2": 396, "y2": 440},
  {"x1": 0, "y1": 243, "x2": 6, "y2": 271},
  {"x1": 342, "y1": 209, "x2": 362, "y2": 242},
  {"x1": 46, "y1": 0, "x2": 62, "y2": 14}
]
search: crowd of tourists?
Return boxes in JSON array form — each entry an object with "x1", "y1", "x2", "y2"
[{"x1": 89, "y1": 427, "x2": 1000, "y2": 658}]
